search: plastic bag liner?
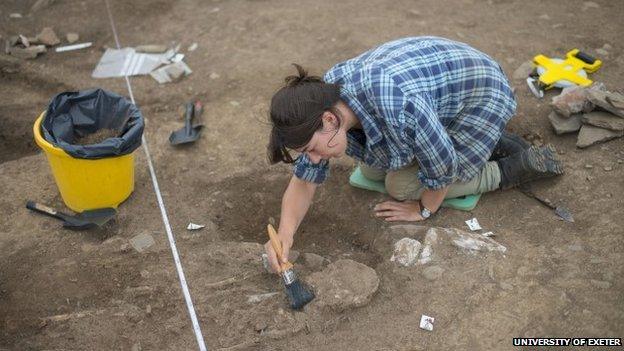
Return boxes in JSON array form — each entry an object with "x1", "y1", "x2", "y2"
[{"x1": 41, "y1": 88, "x2": 144, "y2": 159}]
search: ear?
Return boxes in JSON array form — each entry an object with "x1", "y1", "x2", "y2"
[{"x1": 321, "y1": 111, "x2": 339, "y2": 130}]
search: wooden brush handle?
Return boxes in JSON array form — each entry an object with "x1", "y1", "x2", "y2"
[{"x1": 266, "y1": 224, "x2": 293, "y2": 272}]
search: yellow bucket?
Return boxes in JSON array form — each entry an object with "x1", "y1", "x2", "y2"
[{"x1": 33, "y1": 112, "x2": 135, "y2": 212}]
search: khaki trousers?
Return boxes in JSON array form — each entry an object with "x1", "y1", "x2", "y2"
[{"x1": 360, "y1": 161, "x2": 502, "y2": 200}]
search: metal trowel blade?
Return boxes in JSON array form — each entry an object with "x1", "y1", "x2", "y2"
[{"x1": 555, "y1": 206, "x2": 574, "y2": 223}]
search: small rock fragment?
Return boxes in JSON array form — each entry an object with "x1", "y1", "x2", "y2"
[
  {"x1": 31, "y1": 0, "x2": 55, "y2": 12},
  {"x1": 595, "y1": 48, "x2": 609, "y2": 57},
  {"x1": 584, "y1": 164, "x2": 593, "y2": 169},
  {"x1": 582, "y1": 1, "x2": 599, "y2": 10},
  {"x1": 187, "y1": 42, "x2": 198, "y2": 51},
  {"x1": 577, "y1": 125, "x2": 624, "y2": 148},
  {"x1": 66, "y1": 33, "x2": 79, "y2": 44},
  {"x1": 604, "y1": 166, "x2": 613, "y2": 172},
  {"x1": 247, "y1": 292, "x2": 279, "y2": 303},
  {"x1": 187, "y1": 223, "x2": 205, "y2": 230},
  {"x1": 582, "y1": 111, "x2": 624, "y2": 131},
  {"x1": 135, "y1": 44, "x2": 168, "y2": 53},
  {"x1": 419, "y1": 315, "x2": 434, "y2": 331},
  {"x1": 302, "y1": 252, "x2": 328, "y2": 269},
  {"x1": 209, "y1": 72, "x2": 220, "y2": 79},
  {"x1": 551, "y1": 86, "x2": 594, "y2": 118},
  {"x1": 129, "y1": 233, "x2": 155, "y2": 253},
  {"x1": 9, "y1": 13, "x2": 23, "y2": 19},
  {"x1": 9, "y1": 45, "x2": 46, "y2": 59},
  {"x1": 590, "y1": 280, "x2": 611, "y2": 289},
  {"x1": 587, "y1": 89, "x2": 624, "y2": 118},
  {"x1": 512, "y1": 61, "x2": 534, "y2": 80},
  {"x1": 422, "y1": 265, "x2": 445, "y2": 281},
  {"x1": 390, "y1": 238, "x2": 422, "y2": 267},
  {"x1": 36, "y1": 27, "x2": 61, "y2": 46},
  {"x1": 549, "y1": 111, "x2": 582, "y2": 134}
]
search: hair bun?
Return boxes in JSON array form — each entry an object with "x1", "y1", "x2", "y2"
[{"x1": 284, "y1": 63, "x2": 323, "y2": 87}]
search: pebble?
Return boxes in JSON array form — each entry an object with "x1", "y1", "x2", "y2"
[
  {"x1": 595, "y1": 48, "x2": 609, "y2": 57},
  {"x1": 66, "y1": 32, "x2": 79, "y2": 44},
  {"x1": 9, "y1": 13, "x2": 23, "y2": 18},
  {"x1": 422, "y1": 265, "x2": 445, "y2": 281},
  {"x1": 590, "y1": 280, "x2": 611, "y2": 289},
  {"x1": 209, "y1": 72, "x2": 220, "y2": 79},
  {"x1": 229, "y1": 101, "x2": 240, "y2": 107},
  {"x1": 603, "y1": 43, "x2": 612, "y2": 50},
  {"x1": 582, "y1": 1, "x2": 599, "y2": 10},
  {"x1": 584, "y1": 164, "x2": 593, "y2": 169},
  {"x1": 500, "y1": 282, "x2": 513, "y2": 291},
  {"x1": 618, "y1": 159, "x2": 623, "y2": 164},
  {"x1": 604, "y1": 166, "x2": 613, "y2": 171},
  {"x1": 538, "y1": 14, "x2": 550, "y2": 20}
]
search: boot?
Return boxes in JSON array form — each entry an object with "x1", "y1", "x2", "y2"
[
  {"x1": 490, "y1": 131, "x2": 531, "y2": 160},
  {"x1": 497, "y1": 144, "x2": 564, "y2": 189}
]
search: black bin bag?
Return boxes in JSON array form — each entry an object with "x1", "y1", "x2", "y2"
[{"x1": 41, "y1": 88, "x2": 144, "y2": 159}]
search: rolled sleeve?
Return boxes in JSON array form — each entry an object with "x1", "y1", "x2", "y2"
[
  {"x1": 293, "y1": 154, "x2": 330, "y2": 184},
  {"x1": 403, "y1": 95, "x2": 459, "y2": 189}
]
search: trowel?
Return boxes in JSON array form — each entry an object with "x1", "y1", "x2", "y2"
[
  {"x1": 519, "y1": 187, "x2": 574, "y2": 223},
  {"x1": 26, "y1": 201, "x2": 117, "y2": 230},
  {"x1": 169, "y1": 101, "x2": 203, "y2": 145}
]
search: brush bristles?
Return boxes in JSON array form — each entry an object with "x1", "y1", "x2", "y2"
[{"x1": 284, "y1": 279, "x2": 315, "y2": 310}]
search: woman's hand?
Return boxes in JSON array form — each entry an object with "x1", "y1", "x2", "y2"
[
  {"x1": 264, "y1": 234, "x2": 293, "y2": 274},
  {"x1": 374, "y1": 200, "x2": 424, "y2": 222}
]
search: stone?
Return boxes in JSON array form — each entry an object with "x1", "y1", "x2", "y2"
[
  {"x1": 36, "y1": 27, "x2": 60, "y2": 46},
  {"x1": 422, "y1": 265, "x2": 445, "y2": 280},
  {"x1": 66, "y1": 33, "x2": 79, "y2": 44},
  {"x1": 512, "y1": 61, "x2": 534, "y2": 80},
  {"x1": 129, "y1": 233, "x2": 155, "y2": 253},
  {"x1": 590, "y1": 280, "x2": 611, "y2": 289},
  {"x1": 604, "y1": 166, "x2": 613, "y2": 172},
  {"x1": 582, "y1": 1, "x2": 599, "y2": 10},
  {"x1": 306, "y1": 259, "x2": 379, "y2": 311},
  {"x1": 209, "y1": 72, "x2": 220, "y2": 79},
  {"x1": 417, "y1": 228, "x2": 438, "y2": 265},
  {"x1": 135, "y1": 44, "x2": 168, "y2": 53},
  {"x1": 246, "y1": 292, "x2": 279, "y2": 303},
  {"x1": 444, "y1": 227, "x2": 507, "y2": 253},
  {"x1": 584, "y1": 164, "x2": 593, "y2": 169},
  {"x1": 302, "y1": 252, "x2": 329, "y2": 270},
  {"x1": 577, "y1": 125, "x2": 624, "y2": 148},
  {"x1": 9, "y1": 13, "x2": 23, "y2": 18},
  {"x1": 583, "y1": 111, "x2": 624, "y2": 131},
  {"x1": 587, "y1": 89, "x2": 624, "y2": 118},
  {"x1": 31, "y1": 0, "x2": 55, "y2": 12},
  {"x1": 500, "y1": 282, "x2": 514, "y2": 291},
  {"x1": 288, "y1": 249, "x2": 300, "y2": 263},
  {"x1": 603, "y1": 44, "x2": 612, "y2": 50},
  {"x1": 538, "y1": 14, "x2": 550, "y2": 20},
  {"x1": 595, "y1": 48, "x2": 609, "y2": 57},
  {"x1": 9, "y1": 45, "x2": 46, "y2": 59},
  {"x1": 390, "y1": 238, "x2": 422, "y2": 267},
  {"x1": 549, "y1": 112, "x2": 582, "y2": 134},
  {"x1": 551, "y1": 86, "x2": 593, "y2": 118}
]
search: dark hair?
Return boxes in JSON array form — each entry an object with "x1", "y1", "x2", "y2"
[{"x1": 268, "y1": 63, "x2": 342, "y2": 164}]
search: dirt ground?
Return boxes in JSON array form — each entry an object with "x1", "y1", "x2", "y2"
[{"x1": 1, "y1": 0, "x2": 623, "y2": 350}]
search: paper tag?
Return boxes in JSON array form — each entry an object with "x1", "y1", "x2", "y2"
[
  {"x1": 465, "y1": 218, "x2": 482, "y2": 231},
  {"x1": 419, "y1": 314, "x2": 434, "y2": 331}
]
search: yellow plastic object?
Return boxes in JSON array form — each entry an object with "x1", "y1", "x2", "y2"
[
  {"x1": 533, "y1": 49, "x2": 602, "y2": 89},
  {"x1": 33, "y1": 112, "x2": 135, "y2": 212}
]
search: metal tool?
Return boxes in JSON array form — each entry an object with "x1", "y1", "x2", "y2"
[
  {"x1": 26, "y1": 201, "x2": 117, "y2": 230},
  {"x1": 519, "y1": 188, "x2": 574, "y2": 222},
  {"x1": 169, "y1": 101, "x2": 203, "y2": 145}
]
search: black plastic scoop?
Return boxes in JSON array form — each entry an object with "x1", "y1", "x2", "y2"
[
  {"x1": 169, "y1": 101, "x2": 203, "y2": 145},
  {"x1": 26, "y1": 201, "x2": 117, "y2": 230}
]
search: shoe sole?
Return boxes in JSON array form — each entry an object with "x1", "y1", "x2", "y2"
[{"x1": 526, "y1": 144, "x2": 564, "y2": 176}]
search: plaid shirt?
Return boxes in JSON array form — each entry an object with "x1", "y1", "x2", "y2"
[{"x1": 293, "y1": 37, "x2": 516, "y2": 189}]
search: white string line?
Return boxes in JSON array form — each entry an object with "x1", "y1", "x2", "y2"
[{"x1": 103, "y1": 1, "x2": 208, "y2": 350}]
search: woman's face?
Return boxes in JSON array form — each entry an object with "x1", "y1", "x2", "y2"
[{"x1": 298, "y1": 112, "x2": 347, "y2": 164}]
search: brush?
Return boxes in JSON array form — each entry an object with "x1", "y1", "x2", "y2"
[{"x1": 266, "y1": 224, "x2": 315, "y2": 310}]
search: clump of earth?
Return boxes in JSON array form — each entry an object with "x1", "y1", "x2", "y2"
[{"x1": 74, "y1": 128, "x2": 119, "y2": 145}]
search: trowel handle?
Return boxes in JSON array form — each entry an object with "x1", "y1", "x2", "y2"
[
  {"x1": 26, "y1": 201, "x2": 63, "y2": 220},
  {"x1": 184, "y1": 102, "x2": 194, "y2": 134}
]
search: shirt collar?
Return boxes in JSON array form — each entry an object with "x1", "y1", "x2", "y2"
[{"x1": 339, "y1": 85, "x2": 383, "y2": 145}]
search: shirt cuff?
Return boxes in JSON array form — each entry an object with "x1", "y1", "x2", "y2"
[
  {"x1": 417, "y1": 170, "x2": 454, "y2": 190},
  {"x1": 293, "y1": 156, "x2": 330, "y2": 184}
]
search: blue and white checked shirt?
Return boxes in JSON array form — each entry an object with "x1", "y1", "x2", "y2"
[{"x1": 293, "y1": 37, "x2": 516, "y2": 189}]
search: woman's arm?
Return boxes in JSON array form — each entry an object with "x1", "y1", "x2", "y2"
[
  {"x1": 420, "y1": 186, "x2": 449, "y2": 213},
  {"x1": 264, "y1": 175, "x2": 317, "y2": 272}
]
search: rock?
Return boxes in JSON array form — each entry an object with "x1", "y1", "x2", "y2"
[
  {"x1": 538, "y1": 14, "x2": 550, "y2": 20},
  {"x1": 551, "y1": 86, "x2": 594, "y2": 118},
  {"x1": 589, "y1": 280, "x2": 611, "y2": 289},
  {"x1": 135, "y1": 44, "x2": 168, "y2": 53},
  {"x1": 577, "y1": 125, "x2": 624, "y2": 148},
  {"x1": 288, "y1": 249, "x2": 300, "y2": 263},
  {"x1": 66, "y1": 33, "x2": 79, "y2": 44},
  {"x1": 306, "y1": 259, "x2": 379, "y2": 311},
  {"x1": 229, "y1": 101, "x2": 240, "y2": 107},
  {"x1": 390, "y1": 238, "x2": 422, "y2": 266},
  {"x1": 604, "y1": 166, "x2": 613, "y2": 172},
  {"x1": 302, "y1": 252, "x2": 329, "y2": 270},
  {"x1": 584, "y1": 164, "x2": 593, "y2": 169},
  {"x1": 595, "y1": 48, "x2": 609, "y2": 57},
  {"x1": 31, "y1": 0, "x2": 55, "y2": 12},
  {"x1": 422, "y1": 265, "x2": 445, "y2": 280},
  {"x1": 549, "y1": 111, "x2": 582, "y2": 134},
  {"x1": 582, "y1": 111, "x2": 624, "y2": 131},
  {"x1": 36, "y1": 27, "x2": 60, "y2": 46},
  {"x1": 247, "y1": 292, "x2": 279, "y2": 303},
  {"x1": 500, "y1": 282, "x2": 514, "y2": 291},
  {"x1": 444, "y1": 227, "x2": 507, "y2": 253},
  {"x1": 9, "y1": 45, "x2": 46, "y2": 59},
  {"x1": 187, "y1": 42, "x2": 198, "y2": 52},
  {"x1": 9, "y1": 13, "x2": 23, "y2": 18},
  {"x1": 512, "y1": 61, "x2": 534, "y2": 80},
  {"x1": 209, "y1": 72, "x2": 220, "y2": 79},
  {"x1": 603, "y1": 44, "x2": 612, "y2": 50},
  {"x1": 129, "y1": 233, "x2": 155, "y2": 253},
  {"x1": 417, "y1": 228, "x2": 438, "y2": 265},
  {"x1": 19, "y1": 35, "x2": 30, "y2": 47},
  {"x1": 582, "y1": 1, "x2": 599, "y2": 10},
  {"x1": 586, "y1": 89, "x2": 624, "y2": 118},
  {"x1": 131, "y1": 342, "x2": 141, "y2": 351}
]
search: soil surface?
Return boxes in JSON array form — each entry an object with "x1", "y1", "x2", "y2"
[{"x1": 1, "y1": 0, "x2": 623, "y2": 350}]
